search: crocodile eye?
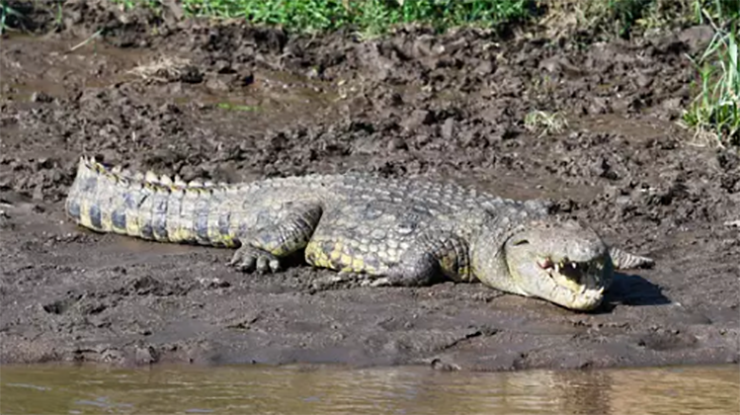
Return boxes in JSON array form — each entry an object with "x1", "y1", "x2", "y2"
[{"x1": 513, "y1": 239, "x2": 530, "y2": 246}]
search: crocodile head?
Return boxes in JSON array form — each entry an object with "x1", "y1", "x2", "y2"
[{"x1": 473, "y1": 219, "x2": 614, "y2": 311}]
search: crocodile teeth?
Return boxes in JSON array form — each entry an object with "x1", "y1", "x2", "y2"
[
  {"x1": 554, "y1": 264, "x2": 560, "y2": 272},
  {"x1": 144, "y1": 171, "x2": 158, "y2": 183},
  {"x1": 579, "y1": 285, "x2": 587, "y2": 295}
]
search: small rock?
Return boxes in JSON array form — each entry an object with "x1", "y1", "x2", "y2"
[
  {"x1": 635, "y1": 72, "x2": 653, "y2": 88},
  {"x1": 0, "y1": 210, "x2": 10, "y2": 229},
  {"x1": 178, "y1": 66, "x2": 204, "y2": 84},
  {"x1": 32, "y1": 186, "x2": 45, "y2": 201},
  {"x1": 539, "y1": 56, "x2": 563, "y2": 74},
  {"x1": 554, "y1": 198, "x2": 576, "y2": 213},
  {"x1": 588, "y1": 97, "x2": 611, "y2": 115},
  {"x1": 198, "y1": 277, "x2": 231, "y2": 289},
  {"x1": 401, "y1": 109, "x2": 435, "y2": 131},
  {"x1": 387, "y1": 137, "x2": 408, "y2": 151},
  {"x1": 662, "y1": 97, "x2": 683, "y2": 112},
  {"x1": 440, "y1": 118, "x2": 456, "y2": 140},
  {"x1": 100, "y1": 348, "x2": 125, "y2": 364},
  {"x1": 237, "y1": 72, "x2": 255, "y2": 87},
  {"x1": 35, "y1": 157, "x2": 56, "y2": 170},
  {"x1": 411, "y1": 34, "x2": 437, "y2": 58},
  {"x1": 30, "y1": 91, "x2": 54, "y2": 103},
  {"x1": 134, "y1": 345, "x2": 158, "y2": 365},
  {"x1": 306, "y1": 66, "x2": 321, "y2": 79},
  {"x1": 96, "y1": 149, "x2": 122, "y2": 166},
  {"x1": 205, "y1": 76, "x2": 230, "y2": 92},
  {"x1": 431, "y1": 358, "x2": 460, "y2": 371},
  {"x1": 678, "y1": 25, "x2": 715, "y2": 54},
  {"x1": 474, "y1": 60, "x2": 494, "y2": 76},
  {"x1": 0, "y1": 172, "x2": 13, "y2": 190},
  {"x1": 214, "y1": 60, "x2": 236, "y2": 74},
  {"x1": 178, "y1": 164, "x2": 198, "y2": 181},
  {"x1": 660, "y1": 97, "x2": 684, "y2": 119}
]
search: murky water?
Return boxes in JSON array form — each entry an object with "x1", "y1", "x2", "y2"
[{"x1": 1, "y1": 364, "x2": 738, "y2": 415}]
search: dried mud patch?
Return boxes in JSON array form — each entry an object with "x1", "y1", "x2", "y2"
[{"x1": 0, "y1": 2, "x2": 738, "y2": 370}]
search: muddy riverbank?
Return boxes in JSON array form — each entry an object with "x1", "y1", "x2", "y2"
[{"x1": 1, "y1": 1, "x2": 738, "y2": 370}]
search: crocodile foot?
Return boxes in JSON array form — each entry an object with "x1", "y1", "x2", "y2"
[{"x1": 229, "y1": 246, "x2": 281, "y2": 273}]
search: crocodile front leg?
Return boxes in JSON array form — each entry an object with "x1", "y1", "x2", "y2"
[
  {"x1": 368, "y1": 231, "x2": 472, "y2": 287},
  {"x1": 304, "y1": 227, "x2": 471, "y2": 287},
  {"x1": 229, "y1": 203, "x2": 323, "y2": 273}
]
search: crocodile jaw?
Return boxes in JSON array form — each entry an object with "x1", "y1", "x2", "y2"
[
  {"x1": 502, "y1": 221, "x2": 614, "y2": 311},
  {"x1": 511, "y1": 255, "x2": 612, "y2": 311}
]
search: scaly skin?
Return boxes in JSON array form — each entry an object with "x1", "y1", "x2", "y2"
[{"x1": 65, "y1": 156, "x2": 654, "y2": 311}]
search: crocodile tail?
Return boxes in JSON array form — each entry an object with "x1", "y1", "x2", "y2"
[
  {"x1": 608, "y1": 246, "x2": 655, "y2": 270},
  {"x1": 64, "y1": 156, "x2": 241, "y2": 247}
]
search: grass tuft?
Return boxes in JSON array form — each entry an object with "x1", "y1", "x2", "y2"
[
  {"x1": 682, "y1": 12, "x2": 739, "y2": 146},
  {"x1": 524, "y1": 110, "x2": 568, "y2": 137},
  {"x1": 0, "y1": 0, "x2": 25, "y2": 35},
  {"x1": 541, "y1": 0, "x2": 739, "y2": 39},
  {"x1": 217, "y1": 102, "x2": 260, "y2": 112}
]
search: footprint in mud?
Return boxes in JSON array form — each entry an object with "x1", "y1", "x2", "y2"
[
  {"x1": 42, "y1": 295, "x2": 82, "y2": 315},
  {"x1": 637, "y1": 329, "x2": 698, "y2": 351},
  {"x1": 0, "y1": 209, "x2": 10, "y2": 229},
  {"x1": 117, "y1": 274, "x2": 192, "y2": 297}
]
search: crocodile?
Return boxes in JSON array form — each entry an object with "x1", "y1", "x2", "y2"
[{"x1": 65, "y1": 156, "x2": 654, "y2": 311}]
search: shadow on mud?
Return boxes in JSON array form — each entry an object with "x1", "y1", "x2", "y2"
[{"x1": 604, "y1": 272, "x2": 671, "y2": 309}]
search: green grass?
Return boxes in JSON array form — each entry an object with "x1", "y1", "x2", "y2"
[
  {"x1": 682, "y1": 17, "x2": 739, "y2": 146},
  {"x1": 0, "y1": 0, "x2": 25, "y2": 35},
  {"x1": 174, "y1": 0, "x2": 533, "y2": 37},
  {"x1": 683, "y1": 25, "x2": 740, "y2": 145},
  {"x1": 21, "y1": 0, "x2": 740, "y2": 39},
  {"x1": 217, "y1": 102, "x2": 260, "y2": 112}
]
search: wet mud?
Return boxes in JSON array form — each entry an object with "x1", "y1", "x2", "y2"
[{"x1": 1, "y1": 1, "x2": 738, "y2": 370}]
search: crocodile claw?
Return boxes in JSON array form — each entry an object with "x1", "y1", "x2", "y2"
[
  {"x1": 365, "y1": 277, "x2": 391, "y2": 287},
  {"x1": 229, "y1": 246, "x2": 281, "y2": 274}
]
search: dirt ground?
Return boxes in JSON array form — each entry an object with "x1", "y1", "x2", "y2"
[{"x1": 1, "y1": 1, "x2": 738, "y2": 371}]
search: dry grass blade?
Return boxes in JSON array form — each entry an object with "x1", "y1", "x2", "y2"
[
  {"x1": 524, "y1": 110, "x2": 569, "y2": 138},
  {"x1": 126, "y1": 56, "x2": 193, "y2": 83}
]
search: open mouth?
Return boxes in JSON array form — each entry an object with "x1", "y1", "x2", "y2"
[{"x1": 536, "y1": 257, "x2": 605, "y2": 296}]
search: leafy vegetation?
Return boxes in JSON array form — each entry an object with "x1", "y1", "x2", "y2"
[
  {"x1": 682, "y1": 17, "x2": 739, "y2": 145},
  {"x1": 0, "y1": 0, "x2": 25, "y2": 35},
  {"x1": 175, "y1": 0, "x2": 532, "y2": 37}
]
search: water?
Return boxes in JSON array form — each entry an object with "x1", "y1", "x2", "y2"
[{"x1": 1, "y1": 364, "x2": 738, "y2": 414}]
